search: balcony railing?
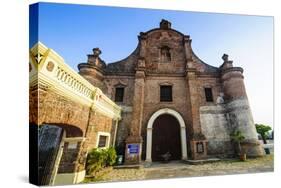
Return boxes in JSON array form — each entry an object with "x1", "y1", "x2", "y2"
[{"x1": 29, "y1": 42, "x2": 121, "y2": 120}]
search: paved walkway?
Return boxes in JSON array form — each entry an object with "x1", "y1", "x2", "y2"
[{"x1": 84, "y1": 155, "x2": 273, "y2": 183}]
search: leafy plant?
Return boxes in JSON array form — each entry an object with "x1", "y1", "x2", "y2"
[
  {"x1": 255, "y1": 124, "x2": 272, "y2": 144},
  {"x1": 86, "y1": 147, "x2": 117, "y2": 175},
  {"x1": 106, "y1": 147, "x2": 117, "y2": 166},
  {"x1": 230, "y1": 130, "x2": 245, "y2": 155}
]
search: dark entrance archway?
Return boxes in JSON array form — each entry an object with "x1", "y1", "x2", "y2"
[{"x1": 152, "y1": 114, "x2": 181, "y2": 161}]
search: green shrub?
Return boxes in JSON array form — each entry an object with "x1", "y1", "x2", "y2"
[
  {"x1": 106, "y1": 147, "x2": 117, "y2": 166},
  {"x1": 255, "y1": 124, "x2": 272, "y2": 144},
  {"x1": 86, "y1": 147, "x2": 117, "y2": 175},
  {"x1": 230, "y1": 130, "x2": 245, "y2": 155}
]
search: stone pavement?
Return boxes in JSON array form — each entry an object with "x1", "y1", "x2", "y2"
[{"x1": 83, "y1": 155, "x2": 273, "y2": 183}]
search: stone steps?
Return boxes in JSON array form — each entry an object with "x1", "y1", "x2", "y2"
[
  {"x1": 113, "y1": 164, "x2": 143, "y2": 169},
  {"x1": 184, "y1": 158, "x2": 221, "y2": 165}
]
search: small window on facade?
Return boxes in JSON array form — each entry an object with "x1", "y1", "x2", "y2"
[
  {"x1": 115, "y1": 87, "x2": 124, "y2": 102},
  {"x1": 160, "y1": 46, "x2": 171, "y2": 63},
  {"x1": 204, "y1": 88, "x2": 214, "y2": 102},
  {"x1": 98, "y1": 135, "x2": 107, "y2": 148},
  {"x1": 160, "y1": 85, "x2": 172, "y2": 102}
]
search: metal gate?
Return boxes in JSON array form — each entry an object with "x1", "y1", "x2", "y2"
[{"x1": 38, "y1": 125, "x2": 63, "y2": 185}]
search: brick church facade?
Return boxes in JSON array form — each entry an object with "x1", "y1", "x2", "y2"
[
  {"x1": 30, "y1": 19, "x2": 265, "y2": 185},
  {"x1": 78, "y1": 19, "x2": 264, "y2": 164}
]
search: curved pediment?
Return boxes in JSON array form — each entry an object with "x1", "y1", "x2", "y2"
[
  {"x1": 144, "y1": 28, "x2": 185, "y2": 39},
  {"x1": 104, "y1": 19, "x2": 219, "y2": 75},
  {"x1": 105, "y1": 44, "x2": 140, "y2": 74}
]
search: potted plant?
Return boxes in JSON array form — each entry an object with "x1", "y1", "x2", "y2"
[{"x1": 230, "y1": 130, "x2": 246, "y2": 161}]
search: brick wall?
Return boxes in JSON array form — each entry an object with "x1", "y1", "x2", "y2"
[
  {"x1": 86, "y1": 111, "x2": 116, "y2": 150},
  {"x1": 30, "y1": 86, "x2": 119, "y2": 178},
  {"x1": 30, "y1": 87, "x2": 90, "y2": 137}
]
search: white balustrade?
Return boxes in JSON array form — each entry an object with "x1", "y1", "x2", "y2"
[{"x1": 30, "y1": 42, "x2": 121, "y2": 120}]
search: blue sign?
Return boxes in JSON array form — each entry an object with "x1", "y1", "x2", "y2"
[{"x1": 128, "y1": 144, "x2": 139, "y2": 154}]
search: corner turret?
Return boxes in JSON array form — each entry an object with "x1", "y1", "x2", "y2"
[
  {"x1": 220, "y1": 54, "x2": 264, "y2": 157},
  {"x1": 78, "y1": 48, "x2": 106, "y2": 90}
]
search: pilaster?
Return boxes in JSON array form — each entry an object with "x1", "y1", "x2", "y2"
[
  {"x1": 186, "y1": 66, "x2": 208, "y2": 159},
  {"x1": 125, "y1": 58, "x2": 146, "y2": 164}
]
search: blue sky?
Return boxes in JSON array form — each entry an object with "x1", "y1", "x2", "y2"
[{"x1": 30, "y1": 2, "x2": 274, "y2": 127}]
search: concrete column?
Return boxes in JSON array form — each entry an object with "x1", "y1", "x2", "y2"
[
  {"x1": 112, "y1": 120, "x2": 119, "y2": 147},
  {"x1": 180, "y1": 127, "x2": 188, "y2": 160},
  {"x1": 145, "y1": 127, "x2": 153, "y2": 162}
]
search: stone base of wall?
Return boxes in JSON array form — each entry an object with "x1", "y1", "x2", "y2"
[
  {"x1": 54, "y1": 170, "x2": 85, "y2": 185},
  {"x1": 207, "y1": 140, "x2": 234, "y2": 157},
  {"x1": 241, "y1": 140, "x2": 265, "y2": 157},
  {"x1": 200, "y1": 99, "x2": 264, "y2": 158},
  {"x1": 200, "y1": 105, "x2": 231, "y2": 157}
]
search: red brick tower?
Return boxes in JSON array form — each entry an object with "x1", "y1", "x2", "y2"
[
  {"x1": 220, "y1": 54, "x2": 264, "y2": 157},
  {"x1": 78, "y1": 48, "x2": 106, "y2": 90}
]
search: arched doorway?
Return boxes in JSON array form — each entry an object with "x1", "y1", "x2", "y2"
[
  {"x1": 152, "y1": 114, "x2": 181, "y2": 161},
  {"x1": 146, "y1": 108, "x2": 187, "y2": 162}
]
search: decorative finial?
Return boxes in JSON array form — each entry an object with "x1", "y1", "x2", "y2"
[
  {"x1": 160, "y1": 19, "x2": 171, "y2": 29},
  {"x1": 92, "y1": 48, "x2": 101, "y2": 57},
  {"x1": 222, "y1": 54, "x2": 229, "y2": 62},
  {"x1": 220, "y1": 53, "x2": 233, "y2": 69},
  {"x1": 138, "y1": 32, "x2": 147, "y2": 40}
]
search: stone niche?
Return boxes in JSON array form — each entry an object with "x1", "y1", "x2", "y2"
[{"x1": 190, "y1": 139, "x2": 208, "y2": 160}]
